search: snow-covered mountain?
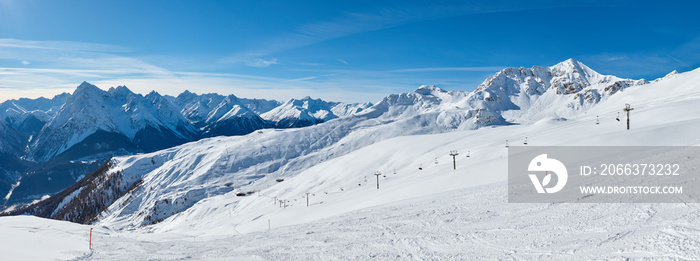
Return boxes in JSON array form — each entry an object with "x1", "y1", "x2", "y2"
[
  {"x1": 174, "y1": 93, "x2": 272, "y2": 137},
  {"x1": 261, "y1": 96, "x2": 372, "y2": 127},
  {"x1": 0, "y1": 83, "x2": 367, "y2": 207},
  {"x1": 8, "y1": 59, "x2": 679, "y2": 230},
  {"x1": 359, "y1": 59, "x2": 649, "y2": 132},
  {"x1": 473, "y1": 58, "x2": 648, "y2": 123},
  {"x1": 30, "y1": 83, "x2": 196, "y2": 162}
]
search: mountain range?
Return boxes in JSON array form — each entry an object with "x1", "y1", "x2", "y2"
[
  {"x1": 0, "y1": 83, "x2": 370, "y2": 207},
  {"x1": 2, "y1": 58, "x2": 674, "y2": 224}
]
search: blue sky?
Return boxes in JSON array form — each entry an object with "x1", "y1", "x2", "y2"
[{"x1": 0, "y1": 0, "x2": 699, "y2": 103}]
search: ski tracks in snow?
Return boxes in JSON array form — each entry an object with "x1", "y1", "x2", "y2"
[{"x1": 81, "y1": 183, "x2": 700, "y2": 260}]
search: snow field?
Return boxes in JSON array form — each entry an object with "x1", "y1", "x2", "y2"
[{"x1": 0, "y1": 216, "x2": 92, "y2": 260}]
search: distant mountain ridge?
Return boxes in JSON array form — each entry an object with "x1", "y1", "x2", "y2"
[
  {"x1": 1, "y1": 82, "x2": 371, "y2": 162},
  {"x1": 0, "y1": 83, "x2": 370, "y2": 207}
]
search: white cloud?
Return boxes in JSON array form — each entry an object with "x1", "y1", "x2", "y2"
[
  {"x1": 244, "y1": 58, "x2": 278, "y2": 68},
  {"x1": 0, "y1": 38, "x2": 129, "y2": 52},
  {"x1": 21, "y1": 60, "x2": 29, "y2": 65},
  {"x1": 288, "y1": 76, "x2": 318, "y2": 81}
]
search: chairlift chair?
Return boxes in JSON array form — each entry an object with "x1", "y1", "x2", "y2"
[{"x1": 616, "y1": 112, "x2": 620, "y2": 121}]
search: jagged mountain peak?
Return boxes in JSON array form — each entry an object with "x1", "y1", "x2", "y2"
[
  {"x1": 549, "y1": 58, "x2": 601, "y2": 82},
  {"x1": 291, "y1": 96, "x2": 326, "y2": 104},
  {"x1": 145, "y1": 90, "x2": 162, "y2": 98},
  {"x1": 77, "y1": 81, "x2": 96, "y2": 89},
  {"x1": 108, "y1": 85, "x2": 132, "y2": 94},
  {"x1": 73, "y1": 81, "x2": 105, "y2": 96},
  {"x1": 414, "y1": 85, "x2": 447, "y2": 95},
  {"x1": 280, "y1": 96, "x2": 335, "y2": 110},
  {"x1": 175, "y1": 90, "x2": 197, "y2": 101},
  {"x1": 223, "y1": 94, "x2": 240, "y2": 102},
  {"x1": 551, "y1": 58, "x2": 588, "y2": 70},
  {"x1": 665, "y1": 70, "x2": 679, "y2": 79}
]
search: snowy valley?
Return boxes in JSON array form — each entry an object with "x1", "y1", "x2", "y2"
[{"x1": 2, "y1": 59, "x2": 700, "y2": 260}]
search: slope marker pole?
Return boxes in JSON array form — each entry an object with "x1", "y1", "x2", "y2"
[{"x1": 89, "y1": 228, "x2": 93, "y2": 250}]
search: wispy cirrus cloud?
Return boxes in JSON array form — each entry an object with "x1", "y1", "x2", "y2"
[
  {"x1": 244, "y1": 58, "x2": 278, "y2": 68},
  {"x1": 0, "y1": 38, "x2": 129, "y2": 52},
  {"x1": 583, "y1": 37, "x2": 700, "y2": 79},
  {"x1": 221, "y1": 1, "x2": 592, "y2": 65},
  {"x1": 390, "y1": 66, "x2": 504, "y2": 73},
  {"x1": 0, "y1": 38, "x2": 397, "y2": 103}
]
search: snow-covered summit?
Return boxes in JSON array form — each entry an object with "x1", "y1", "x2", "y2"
[
  {"x1": 261, "y1": 96, "x2": 371, "y2": 127},
  {"x1": 654, "y1": 70, "x2": 679, "y2": 82},
  {"x1": 413, "y1": 84, "x2": 447, "y2": 95},
  {"x1": 470, "y1": 58, "x2": 648, "y2": 123}
]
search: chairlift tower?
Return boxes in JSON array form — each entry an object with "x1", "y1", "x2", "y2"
[
  {"x1": 449, "y1": 150, "x2": 459, "y2": 170},
  {"x1": 374, "y1": 171, "x2": 382, "y2": 189},
  {"x1": 624, "y1": 104, "x2": 634, "y2": 130},
  {"x1": 306, "y1": 192, "x2": 311, "y2": 206}
]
